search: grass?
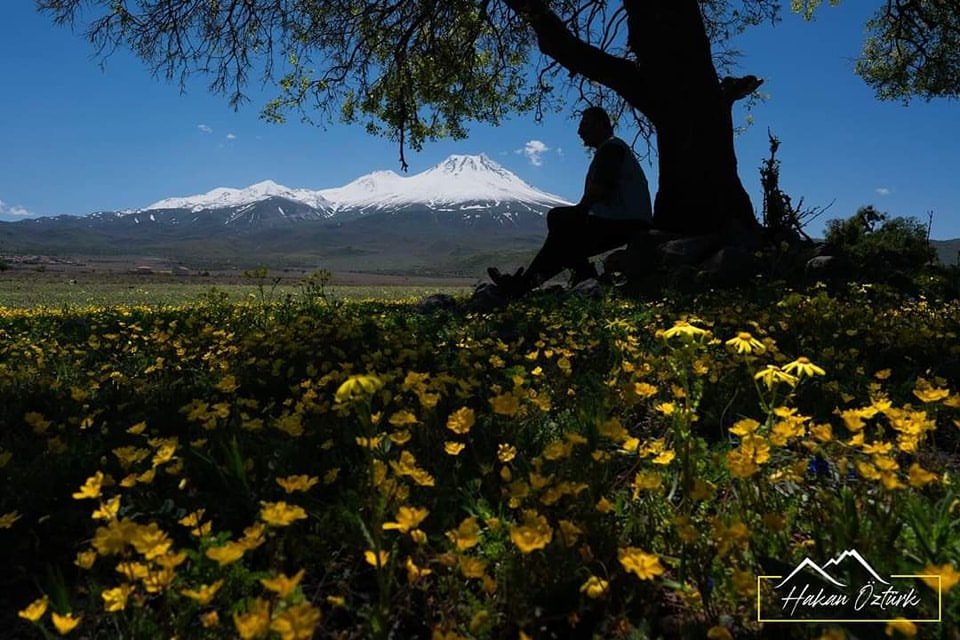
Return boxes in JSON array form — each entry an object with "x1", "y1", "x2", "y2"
[
  {"x1": 0, "y1": 268, "x2": 474, "y2": 308},
  {"x1": 1, "y1": 279, "x2": 959, "y2": 639}
]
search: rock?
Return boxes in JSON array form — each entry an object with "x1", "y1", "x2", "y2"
[
  {"x1": 415, "y1": 293, "x2": 458, "y2": 313},
  {"x1": 465, "y1": 283, "x2": 511, "y2": 313},
  {"x1": 658, "y1": 235, "x2": 724, "y2": 266},
  {"x1": 699, "y1": 244, "x2": 758, "y2": 286},
  {"x1": 569, "y1": 278, "x2": 602, "y2": 297}
]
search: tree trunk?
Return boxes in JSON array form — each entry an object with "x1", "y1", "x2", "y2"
[{"x1": 626, "y1": 0, "x2": 758, "y2": 237}]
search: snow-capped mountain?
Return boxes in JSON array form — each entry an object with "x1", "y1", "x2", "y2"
[
  {"x1": 319, "y1": 154, "x2": 570, "y2": 213},
  {"x1": 135, "y1": 153, "x2": 569, "y2": 221},
  {"x1": 146, "y1": 180, "x2": 335, "y2": 213}
]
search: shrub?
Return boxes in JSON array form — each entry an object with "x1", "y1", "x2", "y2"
[{"x1": 824, "y1": 205, "x2": 936, "y2": 275}]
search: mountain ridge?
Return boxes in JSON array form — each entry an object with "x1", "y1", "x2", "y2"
[
  {"x1": 140, "y1": 153, "x2": 570, "y2": 218},
  {"x1": 0, "y1": 154, "x2": 567, "y2": 276}
]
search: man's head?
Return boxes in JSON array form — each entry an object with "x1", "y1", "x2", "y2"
[{"x1": 577, "y1": 107, "x2": 614, "y2": 148}]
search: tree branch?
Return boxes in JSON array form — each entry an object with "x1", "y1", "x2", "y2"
[{"x1": 501, "y1": 0, "x2": 653, "y2": 116}]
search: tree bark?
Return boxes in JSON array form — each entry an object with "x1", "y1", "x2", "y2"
[
  {"x1": 509, "y1": 0, "x2": 759, "y2": 238},
  {"x1": 626, "y1": 1, "x2": 758, "y2": 236}
]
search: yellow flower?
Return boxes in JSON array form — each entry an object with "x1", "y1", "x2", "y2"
[
  {"x1": 355, "y1": 434, "x2": 385, "y2": 449},
  {"x1": 382, "y1": 506, "x2": 430, "y2": 534},
  {"x1": 269, "y1": 602, "x2": 322, "y2": 640},
  {"x1": 101, "y1": 585, "x2": 133, "y2": 612},
  {"x1": 597, "y1": 417, "x2": 629, "y2": 441},
  {"x1": 201, "y1": 610, "x2": 220, "y2": 628},
  {"x1": 497, "y1": 443, "x2": 518, "y2": 463},
  {"x1": 233, "y1": 598, "x2": 271, "y2": 640},
  {"x1": 410, "y1": 529, "x2": 427, "y2": 544},
  {"x1": 276, "y1": 475, "x2": 319, "y2": 493},
  {"x1": 334, "y1": 374, "x2": 383, "y2": 404},
  {"x1": 754, "y1": 365, "x2": 798, "y2": 389},
  {"x1": 0, "y1": 510, "x2": 21, "y2": 528},
  {"x1": 921, "y1": 563, "x2": 960, "y2": 592},
  {"x1": 18, "y1": 596, "x2": 48, "y2": 622},
  {"x1": 875, "y1": 368, "x2": 892, "y2": 380},
  {"x1": 661, "y1": 320, "x2": 710, "y2": 341},
  {"x1": 181, "y1": 579, "x2": 224, "y2": 605},
  {"x1": 260, "y1": 569, "x2": 305, "y2": 598},
  {"x1": 389, "y1": 409, "x2": 418, "y2": 427},
  {"x1": 235, "y1": 524, "x2": 265, "y2": 553},
  {"x1": 405, "y1": 556, "x2": 433, "y2": 583},
  {"x1": 490, "y1": 393, "x2": 520, "y2": 417},
  {"x1": 215, "y1": 374, "x2": 239, "y2": 393},
  {"x1": 652, "y1": 450, "x2": 675, "y2": 465},
  {"x1": 729, "y1": 418, "x2": 761, "y2": 436},
  {"x1": 74, "y1": 550, "x2": 96, "y2": 570},
  {"x1": 92, "y1": 496, "x2": 121, "y2": 521},
  {"x1": 632, "y1": 471, "x2": 662, "y2": 497},
  {"x1": 913, "y1": 386, "x2": 950, "y2": 403},
  {"x1": 509, "y1": 511, "x2": 553, "y2": 553},
  {"x1": 459, "y1": 555, "x2": 488, "y2": 579},
  {"x1": 707, "y1": 626, "x2": 734, "y2": 640},
  {"x1": 444, "y1": 441, "x2": 465, "y2": 455},
  {"x1": 618, "y1": 547, "x2": 665, "y2": 580},
  {"x1": 727, "y1": 448, "x2": 759, "y2": 478},
  {"x1": 364, "y1": 549, "x2": 390, "y2": 568},
  {"x1": 885, "y1": 618, "x2": 917, "y2": 637},
  {"x1": 596, "y1": 497, "x2": 616, "y2": 513},
  {"x1": 72, "y1": 471, "x2": 104, "y2": 500},
  {"x1": 91, "y1": 518, "x2": 139, "y2": 556},
  {"x1": 205, "y1": 541, "x2": 246, "y2": 566},
  {"x1": 446, "y1": 517, "x2": 481, "y2": 551},
  {"x1": 725, "y1": 331, "x2": 765, "y2": 354},
  {"x1": 908, "y1": 463, "x2": 938, "y2": 487},
  {"x1": 783, "y1": 356, "x2": 826, "y2": 378},
  {"x1": 446, "y1": 407, "x2": 475, "y2": 434},
  {"x1": 116, "y1": 561, "x2": 149, "y2": 581},
  {"x1": 634, "y1": 382, "x2": 658, "y2": 398},
  {"x1": 129, "y1": 522, "x2": 172, "y2": 560},
  {"x1": 260, "y1": 501, "x2": 308, "y2": 527},
  {"x1": 655, "y1": 402, "x2": 675, "y2": 415},
  {"x1": 557, "y1": 520, "x2": 583, "y2": 547},
  {"x1": 579, "y1": 575, "x2": 609, "y2": 598},
  {"x1": 810, "y1": 423, "x2": 834, "y2": 442},
  {"x1": 51, "y1": 612, "x2": 82, "y2": 635}
]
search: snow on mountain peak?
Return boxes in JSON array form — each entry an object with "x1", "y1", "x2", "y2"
[
  {"x1": 142, "y1": 153, "x2": 569, "y2": 215},
  {"x1": 146, "y1": 179, "x2": 333, "y2": 212},
  {"x1": 320, "y1": 154, "x2": 571, "y2": 211}
]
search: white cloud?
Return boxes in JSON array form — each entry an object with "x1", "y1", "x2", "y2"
[
  {"x1": 197, "y1": 124, "x2": 213, "y2": 134},
  {"x1": 875, "y1": 187, "x2": 892, "y2": 196},
  {"x1": 517, "y1": 140, "x2": 551, "y2": 166},
  {"x1": 0, "y1": 199, "x2": 36, "y2": 219},
  {"x1": 226, "y1": 132, "x2": 237, "y2": 140}
]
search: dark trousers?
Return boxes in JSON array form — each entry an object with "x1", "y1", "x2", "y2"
[{"x1": 525, "y1": 205, "x2": 649, "y2": 284}]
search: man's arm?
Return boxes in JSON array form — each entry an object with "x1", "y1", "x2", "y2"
[{"x1": 578, "y1": 143, "x2": 626, "y2": 209}]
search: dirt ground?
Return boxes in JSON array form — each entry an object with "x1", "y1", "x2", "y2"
[{"x1": 0, "y1": 254, "x2": 480, "y2": 288}]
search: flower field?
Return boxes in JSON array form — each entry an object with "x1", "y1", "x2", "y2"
[{"x1": 2, "y1": 281, "x2": 959, "y2": 639}]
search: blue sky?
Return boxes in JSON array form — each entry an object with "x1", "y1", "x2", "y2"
[{"x1": 1, "y1": 3, "x2": 958, "y2": 238}]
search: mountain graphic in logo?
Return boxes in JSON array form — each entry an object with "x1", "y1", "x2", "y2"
[{"x1": 774, "y1": 548, "x2": 890, "y2": 589}]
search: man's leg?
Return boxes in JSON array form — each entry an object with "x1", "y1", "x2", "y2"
[{"x1": 521, "y1": 205, "x2": 590, "y2": 287}]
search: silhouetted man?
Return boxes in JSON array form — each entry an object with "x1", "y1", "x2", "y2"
[{"x1": 488, "y1": 106, "x2": 652, "y2": 297}]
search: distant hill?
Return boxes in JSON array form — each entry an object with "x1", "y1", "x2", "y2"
[
  {"x1": 0, "y1": 155, "x2": 569, "y2": 276},
  {"x1": 932, "y1": 239, "x2": 960, "y2": 266}
]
